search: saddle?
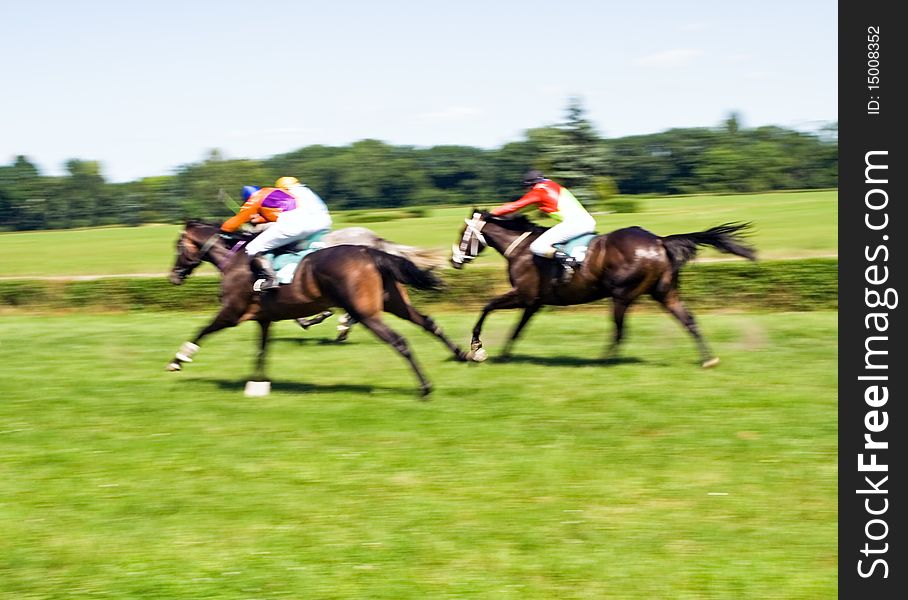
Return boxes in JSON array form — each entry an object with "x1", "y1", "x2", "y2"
[
  {"x1": 553, "y1": 233, "x2": 597, "y2": 263},
  {"x1": 265, "y1": 229, "x2": 331, "y2": 284}
]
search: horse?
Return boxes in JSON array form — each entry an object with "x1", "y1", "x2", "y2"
[
  {"x1": 167, "y1": 220, "x2": 466, "y2": 396},
  {"x1": 291, "y1": 226, "x2": 442, "y2": 337},
  {"x1": 450, "y1": 210, "x2": 756, "y2": 366}
]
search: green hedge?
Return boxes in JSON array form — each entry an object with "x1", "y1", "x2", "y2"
[{"x1": 0, "y1": 259, "x2": 836, "y2": 313}]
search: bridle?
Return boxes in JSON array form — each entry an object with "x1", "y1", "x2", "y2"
[
  {"x1": 175, "y1": 231, "x2": 223, "y2": 277},
  {"x1": 451, "y1": 212, "x2": 488, "y2": 266}
]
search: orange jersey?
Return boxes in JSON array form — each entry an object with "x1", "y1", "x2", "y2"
[
  {"x1": 490, "y1": 180, "x2": 588, "y2": 222},
  {"x1": 221, "y1": 187, "x2": 298, "y2": 232}
]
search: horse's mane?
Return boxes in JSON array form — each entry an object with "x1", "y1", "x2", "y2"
[
  {"x1": 479, "y1": 211, "x2": 549, "y2": 234},
  {"x1": 185, "y1": 218, "x2": 220, "y2": 232},
  {"x1": 183, "y1": 219, "x2": 252, "y2": 247}
]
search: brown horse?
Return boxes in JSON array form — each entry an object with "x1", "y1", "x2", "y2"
[
  {"x1": 167, "y1": 220, "x2": 467, "y2": 396},
  {"x1": 450, "y1": 210, "x2": 756, "y2": 366}
]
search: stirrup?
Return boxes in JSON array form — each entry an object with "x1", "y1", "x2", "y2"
[
  {"x1": 552, "y1": 251, "x2": 577, "y2": 283},
  {"x1": 253, "y1": 278, "x2": 279, "y2": 292},
  {"x1": 558, "y1": 265, "x2": 575, "y2": 284}
]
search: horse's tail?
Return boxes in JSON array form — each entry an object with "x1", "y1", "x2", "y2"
[
  {"x1": 661, "y1": 222, "x2": 757, "y2": 271},
  {"x1": 374, "y1": 240, "x2": 446, "y2": 269},
  {"x1": 367, "y1": 248, "x2": 444, "y2": 291}
]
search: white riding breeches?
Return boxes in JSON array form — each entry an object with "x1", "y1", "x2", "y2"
[
  {"x1": 529, "y1": 215, "x2": 597, "y2": 257},
  {"x1": 245, "y1": 210, "x2": 332, "y2": 255}
]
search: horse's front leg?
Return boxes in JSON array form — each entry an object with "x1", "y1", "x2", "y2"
[
  {"x1": 469, "y1": 289, "x2": 526, "y2": 362},
  {"x1": 243, "y1": 320, "x2": 273, "y2": 397},
  {"x1": 501, "y1": 301, "x2": 542, "y2": 359},
  {"x1": 166, "y1": 307, "x2": 243, "y2": 371},
  {"x1": 253, "y1": 320, "x2": 272, "y2": 381}
]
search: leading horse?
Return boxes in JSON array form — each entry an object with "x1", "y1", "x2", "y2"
[
  {"x1": 450, "y1": 210, "x2": 756, "y2": 366},
  {"x1": 167, "y1": 220, "x2": 466, "y2": 396}
]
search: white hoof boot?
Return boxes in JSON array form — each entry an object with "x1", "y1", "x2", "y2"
[
  {"x1": 244, "y1": 381, "x2": 271, "y2": 397},
  {"x1": 702, "y1": 357, "x2": 720, "y2": 369},
  {"x1": 470, "y1": 347, "x2": 488, "y2": 363},
  {"x1": 175, "y1": 341, "x2": 199, "y2": 363},
  {"x1": 166, "y1": 362, "x2": 182, "y2": 372}
]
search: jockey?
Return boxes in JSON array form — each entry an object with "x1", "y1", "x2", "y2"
[
  {"x1": 221, "y1": 178, "x2": 332, "y2": 291},
  {"x1": 490, "y1": 170, "x2": 596, "y2": 279}
]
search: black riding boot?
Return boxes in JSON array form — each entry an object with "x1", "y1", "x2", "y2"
[
  {"x1": 552, "y1": 251, "x2": 577, "y2": 284},
  {"x1": 252, "y1": 255, "x2": 280, "y2": 292}
]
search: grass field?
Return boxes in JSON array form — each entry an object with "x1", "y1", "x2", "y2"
[
  {"x1": 0, "y1": 310, "x2": 837, "y2": 598},
  {"x1": 0, "y1": 190, "x2": 837, "y2": 277}
]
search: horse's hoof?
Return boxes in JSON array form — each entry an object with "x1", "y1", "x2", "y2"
[
  {"x1": 166, "y1": 362, "x2": 182, "y2": 372},
  {"x1": 244, "y1": 381, "x2": 272, "y2": 397},
  {"x1": 702, "y1": 357, "x2": 720, "y2": 369},
  {"x1": 469, "y1": 348, "x2": 488, "y2": 363},
  {"x1": 420, "y1": 384, "x2": 433, "y2": 398}
]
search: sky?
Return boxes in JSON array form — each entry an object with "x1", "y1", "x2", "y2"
[{"x1": 1, "y1": 0, "x2": 837, "y2": 183}]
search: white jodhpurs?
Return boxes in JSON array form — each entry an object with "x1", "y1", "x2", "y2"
[
  {"x1": 245, "y1": 210, "x2": 332, "y2": 255},
  {"x1": 529, "y1": 215, "x2": 596, "y2": 257}
]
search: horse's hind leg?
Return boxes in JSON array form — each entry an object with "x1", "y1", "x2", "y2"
[
  {"x1": 652, "y1": 289, "x2": 718, "y2": 368},
  {"x1": 335, "y1": 313, "x2": 356, "y2": 342},
  {"x1": 501, "y1": 302, "x2": 542, "y2": 358},
  {"x1": 384, "y1": 282, "x2": 467, "y2": 361},
  {"x1": 358, "y1": 315, "x2": 433, "y2": 397},
  {"x1": 166, "y1": 308, "x2": 242, "y2": 371},
  {"x1": 295, "y1": 310, "x2": 356, "y2": 342},
  {"x1": 296, "y1": 311, "x2": 333, "y2": 330}
]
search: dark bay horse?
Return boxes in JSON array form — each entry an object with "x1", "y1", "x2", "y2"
[
  {"x1": 168, "y1": 220, "x2": 466, "y2": 396},
  {"x1": 450, "y1": 210, "x2": 756, "y2": 366}
]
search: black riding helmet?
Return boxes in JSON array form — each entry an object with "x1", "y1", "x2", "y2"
[{"x1": 522, "y1": 169, "x2": 546, "y2": 187}]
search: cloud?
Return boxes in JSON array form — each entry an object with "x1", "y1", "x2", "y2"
[
  {"x1": 634, "y1": 48, "x2": 703, "y2": 68},
  {"x1": 417, "y1": 106, "x2": 481, "y2": 122}
]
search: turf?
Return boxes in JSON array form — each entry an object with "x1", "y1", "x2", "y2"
[
  {"x1": 0, "y1": 190, "x2": 837, "y2": 277},
  {"x1": 0, "y1": 310, "x2": 837, "y2": 598}
]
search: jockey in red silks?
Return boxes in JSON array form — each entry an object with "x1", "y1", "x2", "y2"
[
  {"x1": 221, "y1": 177, "x2": 332, "y2": 291},
  {"x1": 490, "y1": 170, "x2": 596, "y2": 279}
]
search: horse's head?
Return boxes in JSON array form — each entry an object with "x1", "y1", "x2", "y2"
[
  {"x1": 450, "y1": 209, "x2": 489, "y2": 269},
  {"x1": 170, "y1": 220, "x2": 224, "y2": 285}
]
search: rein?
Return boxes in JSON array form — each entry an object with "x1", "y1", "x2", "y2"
[
  {"x1": 503, "y1": 231, "x2": 532, "y2": 258},
  {"x1": 452, "y1": 213, "x2": 537, "y2": 264},
  {"x1": 182, "y1": 231, "x2": 226, "y2": 271}
]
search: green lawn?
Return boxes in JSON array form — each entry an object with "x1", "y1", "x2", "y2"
[
  {"x1": 0, "y1": 310, "x2": 837, "y2": 598},
  {"x1": 0, "y1": 190, "x2": 837, "y2": 277}
]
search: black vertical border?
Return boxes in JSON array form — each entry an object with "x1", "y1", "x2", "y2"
[{"x1": 839, "y1": 1, "x2": 905, "y2": 597}]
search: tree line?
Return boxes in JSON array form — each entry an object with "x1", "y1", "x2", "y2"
[{"x1": 0, "y1": 101, "x2": 837, "y2": 231}]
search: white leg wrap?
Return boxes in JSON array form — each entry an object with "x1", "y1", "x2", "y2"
[
  {"x1": 470, "y1": 347, "x2": 488, "y2": 362},
  {"x1": 244, "y1": 381, "x2": 271, "y2": 397},
  {"x1": 175, "y1": 341, "x2": 200, "y2": 363}
]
